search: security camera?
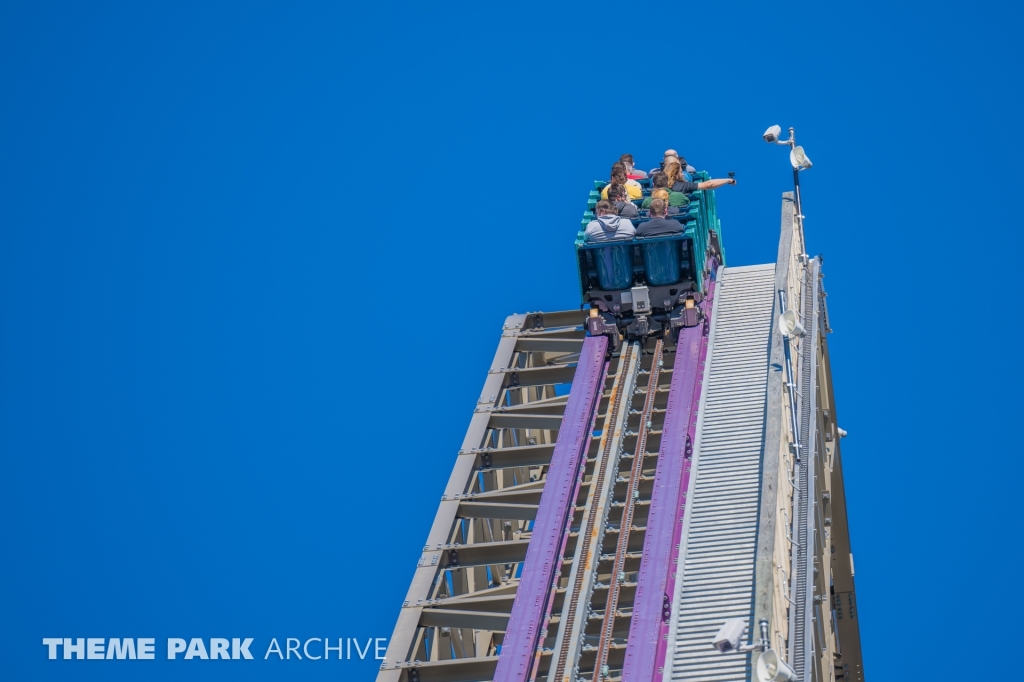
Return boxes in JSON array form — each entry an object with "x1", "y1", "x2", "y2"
[
  {"x1": 712, "y1": 618, "x2": 747, "y2": 653},
  {"x1": 837, "y1": 427, "x2": 848, "y2": 438},
  {"x1": 763, "y1": 125, "x2": 782, "y2": 143}
]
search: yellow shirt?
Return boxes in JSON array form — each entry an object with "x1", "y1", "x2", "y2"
[{"x1": 601, "y1": 180, "x2": 643, "y2": 201}]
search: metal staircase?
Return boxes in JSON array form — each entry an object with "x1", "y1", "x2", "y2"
[{"x1": 664, "y1": 264, "x2": 776, "y2": 681}]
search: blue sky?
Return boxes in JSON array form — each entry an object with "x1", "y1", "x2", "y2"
[{"x1": 1, "y1": 1, "x2": 1021, "y2": 680}]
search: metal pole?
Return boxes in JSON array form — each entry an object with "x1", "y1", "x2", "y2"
[
  {"x1": 793, "y1": 167, "x2": 802, "y2": 224},
  {"x1": 788, "y1": 127, "x2": 804, "y2": 231},
  {"x1": 778, "y1": 287, "x2": 801, "y2": 666},
  {"x1": 778, "y1": 290, "x2": 801, "y2": 462}
]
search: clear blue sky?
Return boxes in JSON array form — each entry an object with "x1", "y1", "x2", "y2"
[{"x1": 1, "y1": 1, "x2": 1021, "y2": 680}]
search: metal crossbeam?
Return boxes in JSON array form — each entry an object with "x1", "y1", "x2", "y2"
[
  {"x1": 420, "y1": 609, "x2": 511, "y2": 631},
  {"x1": 457, "y1": 501, "x2": 539, "y2": 521}
]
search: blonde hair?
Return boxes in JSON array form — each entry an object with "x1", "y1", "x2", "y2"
[
  {"x1": 664, "y1": 161, "x2": 682, "y2": 187},
  {"x1": 652, "y1": 188, "x2": 670, "y2": 202}
]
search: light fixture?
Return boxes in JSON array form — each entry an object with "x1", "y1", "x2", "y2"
[
  {"x1": 778, "y1": 310, "x2": 806, "y2": 337},
  {"x1": 790, "y1": 145, "x2": 812, "y2": 170},
  {"x1": 755, "y1": 648, "x2": 798, "y2": 682}
]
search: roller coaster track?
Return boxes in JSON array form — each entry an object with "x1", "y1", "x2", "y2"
[
  {"x1": 548, "y1": 341, "x2": 638, "y2": 682},
  {"x1": 594, "y1": 340, "x2": 664, "y2": 678},
  {"x1": 376, "y1": 192, "x2": 864, "y2": 682}
]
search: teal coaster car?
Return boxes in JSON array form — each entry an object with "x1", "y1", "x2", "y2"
[
  {"x1": 576, "y1": 233, "x2": 697, "y2": 311},
  {"x1": 575, "y1": 180, "x2": 726, "y2": 344}
]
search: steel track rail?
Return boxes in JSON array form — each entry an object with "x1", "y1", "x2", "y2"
[
  {"x1": 494, "y1": 335, "x2": 610, "y2": 682},
  {"x1": 594, "y1": 340, "x2": 664, "y2": 679},
  {"x1": 526, "y1": 361, "x2": 613, "y2": 682},
  {"x1": 550, "y1": 342, "x2": 637, "y2": 682},
  {"x1": 622, "y1": 259, "x2": 719, "y2": 681}
]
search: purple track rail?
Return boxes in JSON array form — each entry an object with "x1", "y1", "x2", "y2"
[
  {"x1": 493, "y1": 334, "x2": 609, "y2": 682},
  {"x1": 622, "y1": 266, "x2": 718, "y2": 681}
]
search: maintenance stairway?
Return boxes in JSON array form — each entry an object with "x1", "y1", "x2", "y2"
[{"x1": 666, "y1": 264, "x2": 775, "y2": 680}]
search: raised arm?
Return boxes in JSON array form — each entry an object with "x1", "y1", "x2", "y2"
[{"x1": 696, "y1": 178, "x2": 737, "y2": 190}]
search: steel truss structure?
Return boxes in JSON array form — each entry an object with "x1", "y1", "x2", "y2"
[{"x1": 378, "y1": 194, "x2": 864, "y2": 682}]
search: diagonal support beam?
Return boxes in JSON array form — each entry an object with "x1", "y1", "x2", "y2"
[{"x1": 493, "y1": 335, "x2": 608, "y2": 682}]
